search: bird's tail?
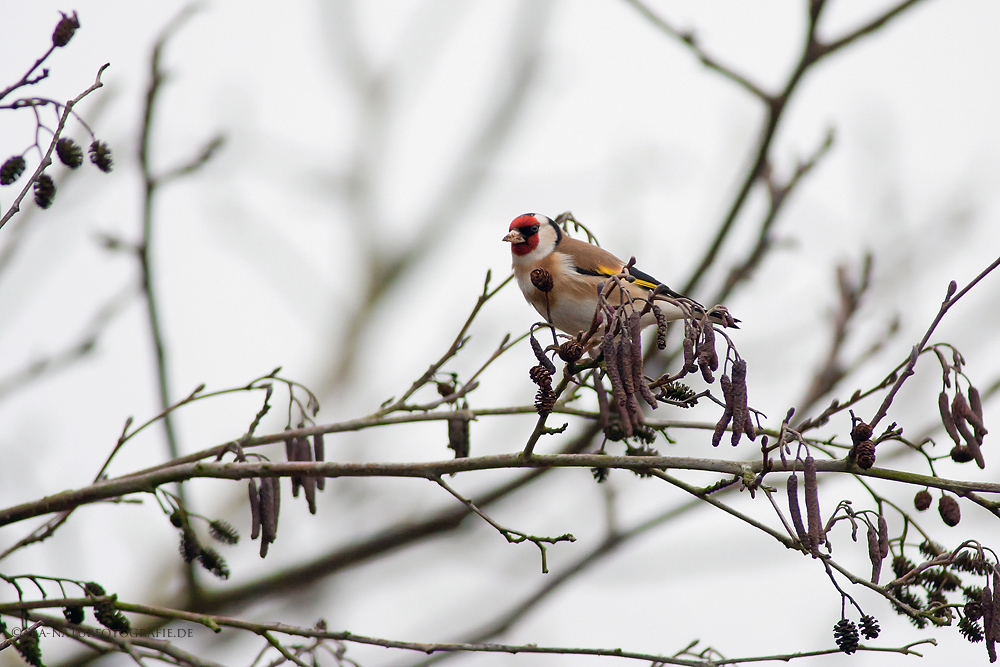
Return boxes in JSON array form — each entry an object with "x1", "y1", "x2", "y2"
[{"x1": 650, "y1": 285, "x2": 739, "y2": 329}]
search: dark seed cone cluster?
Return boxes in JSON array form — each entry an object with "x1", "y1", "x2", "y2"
[
  {"x1": 859, "y1": 614, "x2": 880, "y2": 640},
  {"x1": 530, "y1": 365, "x2": 556, "y2": 416},
  {"x1": 849, "y1": 419, "x2": 876, "y2": 469},
  {"x1": 63, "y1": 605, "x2": 85, "y2": 625},
  {"x1": 197, "y1": 547, "x2": 231, "y2": 579},
  {"x1": 14, "y1": 628, "x2": 43, "y2": 667},
  {"x1": 52, "y1": 11, "x2": 80, "y2": 47},
  {"x1": 885, "y1": 543, "x2": 1000, "y2": 656},
  {"x1": 33, "y1": 174, "x2": 56, "y2": 209},
  {"x1": 209, "y1": 519, "x2": 240, "y2": 545},
  {"x1": 56, "y1": 138, "x2": 83, "y2": 168},
  {"x1": 833, "y1": 618, "x2": 860, "y2": 654},
  {"x1": 84, "y1": 581, "x2": 131, "y2": 633},
  {"x1": 528, "y1": 331, "x2": 558, "y2": 417},
  {"x1": 170, "y1": 509, "x2": 236, "y2": 578},
  {"x1": 89, "y1": 140, "x2": 114, "y2": 173},
  {"x1": 1, "y1": 155, "x2": 26, "y2": 185}
]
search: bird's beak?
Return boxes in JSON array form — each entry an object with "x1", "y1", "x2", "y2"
[{"x1": 503, "y1": 230, "x2": 525, "y2": 244}]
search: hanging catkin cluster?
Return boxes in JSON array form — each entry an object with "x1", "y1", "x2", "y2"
[
  {"x1": 600, "y1": 305, "x2": 658, "y2": 438},
  {"x1": 939, "y1": 385, "x2": 988, "y2": 468},
  {"x1": 713, "y1": 358, "x2": 755, "y2": 447},
  {"x1": 786, "y1": 455, "x2": 824, "y2": 558},
  {"x1": 284, "y1": 427, "x2": 325, "y2": 515}
]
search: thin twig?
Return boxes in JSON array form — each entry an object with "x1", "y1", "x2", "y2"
[
  {"x1": 434, "y1": 475, "x2": 575, "y2": 573},
  {"x1": 869, "y1": 254, "x2": 1000, "y2": 429},
  {"x1": 0, "y1": 63, "x2": 110, "y2": 232}
]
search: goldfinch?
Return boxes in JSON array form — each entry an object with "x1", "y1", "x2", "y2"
[{"x1": 503, "y1": 213, "x2": 736, "y2": 336}]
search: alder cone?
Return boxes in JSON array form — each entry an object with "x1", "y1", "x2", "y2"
[
  {"x1": 913, "y1": 489, "x2": 932, "y2": 512},
  {"x1": 855, "y1": 440, "x2": 876, "y2": 469},
  {"x1": 938, "y1": 494, "x2": 961, "y2": 527}
]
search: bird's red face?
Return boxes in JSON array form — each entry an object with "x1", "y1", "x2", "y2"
[{"x1": 503, "y1": 214, "x2": 543, "y2": 256}]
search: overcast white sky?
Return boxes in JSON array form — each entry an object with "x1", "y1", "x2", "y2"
[{"x1": 1, "y1": 1, "x2": 1000, "y2": 666}]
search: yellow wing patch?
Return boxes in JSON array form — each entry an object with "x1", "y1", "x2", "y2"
[
  {"x1": 594, "y1": 264, "x2": 659, "y2": 290},
  {"x1": 595, "y1": 264, "x2": 621, "y2": 277}
]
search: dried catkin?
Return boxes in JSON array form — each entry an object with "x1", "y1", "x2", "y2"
[
  {"x1": 651, "y1": 304, "x2": 668, "y2": 350},
  {"x1": 786, "y1": 474, "x2": 809, "y2": 547},
  {"x1": 448, "y1": 416, "x2": 470, "y2": 459},
  {"x1": 712, "y1": 375, "x2": 733, "y2": 447},
  {"x1": 313, "y1": 433, "x2": 325, "y2": 490},
  {"x1": 982, "y1": 585, "x2": 996, "y2": 662},
  {"x1": 629, "y1": 311, "x2": 658, "y2": 409},
  {"x1": 698, "y1": 324, "x2": 718, "y2": 370},
  {"x1": 530, "y1": 334, "x2": 556, "y2": 374},
  {"x1": 952, "y1": 392, "x2": 986, "y2": 468},
  {"x1": 993, "y1": 566, "x2": 1000, "y2": 635},
  {"x1": 878, "y1": 515, "x2": 889, "y2": 559},
  {"x1": 248, "y1": 479, "x2": 261, "y2": 540},
  {"x1": 300, "y1": 439, "x2": 317, "y2": 515},
  {"x1": 969, "y1": 386, "x2": 986, "y2": 431},
  {"x1": 730, "y1": 360, "x2": 748, "y2": 446},
  {"x1": 939, "y1": 392, "x2": 962, "y2": 446},
  {"x1": 259, "y1": 477, "x2": 280, "y2": 557},
  {"x1": 602, "y1": 332, "x2": 633, "y2": 437},
  {"x1": 742, "y1": 412, "x2": 757, "y2": 442},
  {"x1": 867, "y1": 521, "x2": 883, "y2": 584},
  {"x1": 619, "y1": 330, "x2": 637, "y2": 402},
  {"x1": 682, "y1": 335, "x2": 698, "y2": 373},
  {"x1": 804, "y1": 455, "x2": 823, "y2": 556}
]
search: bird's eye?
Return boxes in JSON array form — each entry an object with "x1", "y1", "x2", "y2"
[{"x1": 528, "y1": 225, "x2": 539, "y2": 235}]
